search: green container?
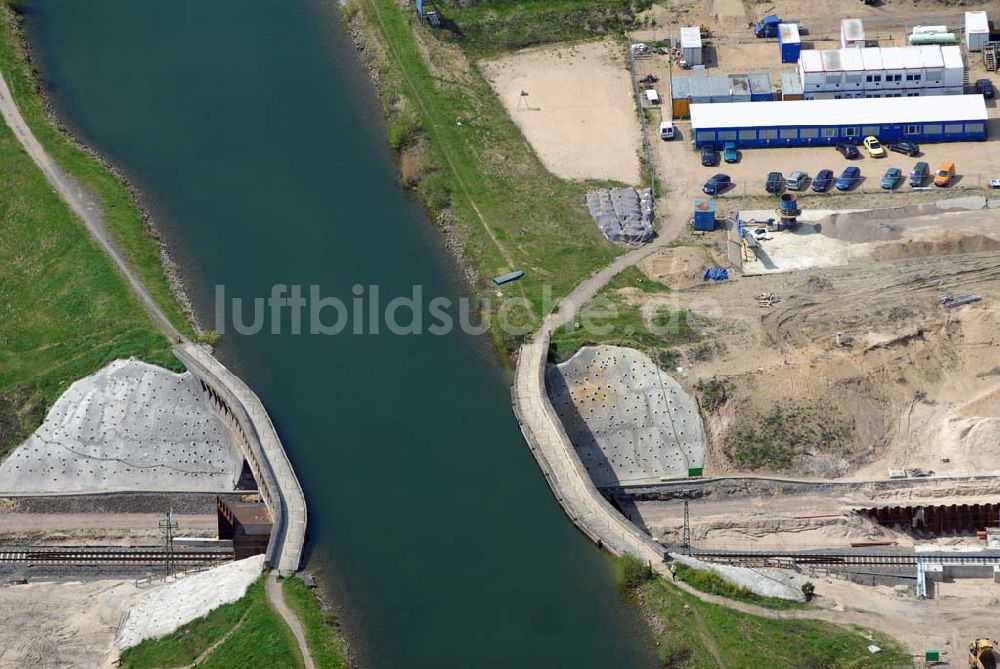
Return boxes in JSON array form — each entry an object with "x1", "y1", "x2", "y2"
[
  {"x1": 925, "y1": 650, "x2": 940, "y2": 662},
  {"x1": 688, "y1": 466, "x2": 704, "y2": 478}
]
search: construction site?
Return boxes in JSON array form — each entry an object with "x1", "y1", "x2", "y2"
[{"x1": 482, "y1": 0, "x2": 1000, "y2": 662}]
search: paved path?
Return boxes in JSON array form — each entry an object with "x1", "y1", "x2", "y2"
[
  {"x1": 0, "y1": 69, "x2": 182, "y2": 342},
  {"x1": 266, "y1": 572, "x2": 315, "y2": 669}
]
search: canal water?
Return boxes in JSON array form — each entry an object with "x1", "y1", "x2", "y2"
[{"x1": 23, "y1": 1, "x2": 656, "y2": 666}]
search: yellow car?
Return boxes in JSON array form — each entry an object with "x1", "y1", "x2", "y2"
[{"x1": 863, "y1": 135, "x2": 886, "y2": 158}]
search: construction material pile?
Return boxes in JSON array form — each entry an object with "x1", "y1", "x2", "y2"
[{"x1": 586, "y1": 187, "x2": 655, "y2": 243}]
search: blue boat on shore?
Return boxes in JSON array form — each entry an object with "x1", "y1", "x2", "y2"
[{"x1": 492, "y1": 270, "x2": 524, "y2": 285}]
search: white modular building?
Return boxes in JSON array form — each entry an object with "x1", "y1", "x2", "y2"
[
  {"x1": 966, "y1": 11, "x2": 990, "y2": 52},
  {"x1": 680, "y1": 26, "x2": 703, "y2": 66},
  {"x1": 841, "y1": 19, "x2": 865, "y2": 48},
  {"x1": 797, "y1": 45, "x2": 964, "y2": 99}
]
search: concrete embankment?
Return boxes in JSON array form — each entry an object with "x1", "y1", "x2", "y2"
[
  {"x1": 174, "y1": 344, "x2": 306, "y2": 574},
  {"x1": 512, "y1": 336, "x2": 666, "y2": 568}
]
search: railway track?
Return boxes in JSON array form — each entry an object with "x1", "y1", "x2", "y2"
[
  {"x1": 689, "y1": 550, "x2": 1000, "y2": 569},
  {"x1": 0, "y1": 546, "x2": 234, "y2": 566}
]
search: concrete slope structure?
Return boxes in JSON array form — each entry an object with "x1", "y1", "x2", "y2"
[
  {"x1": 175, "y1": 344, "x2": 306, "y2": 574},
  {"x1": 0, "y1": 360, "x2": 242, "y2": 494},
  {"x1": 548, "y1": 346, "x2": 706, "y2": 487}
]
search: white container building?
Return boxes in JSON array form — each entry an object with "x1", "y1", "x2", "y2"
[
  {"x1": 841, "y1": 19, "x2": 865, "y2": 48},
  {"x1": 965, "y1": 11, "x2": 990, "y2": 52},
  {"x1": 797, "y1": 45, "x2": 964, "y2": 99},
  {"x1": 680, "y1": 26, "x2": 703, "y2": 66}
]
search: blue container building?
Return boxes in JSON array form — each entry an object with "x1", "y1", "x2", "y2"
[
  {"x1": 690, "y1": 95, "x2": 988, "y2": 149},
  {"x1": 778, "y1": 23, "x2": 802, "y2": 63},
  {"x1": 693, "y1": 199, "x2": 717, "y2": 231}
]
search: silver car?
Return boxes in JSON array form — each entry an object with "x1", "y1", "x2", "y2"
[{"x1": 785, "y1": 170, "x2": 809, "y2": 191}]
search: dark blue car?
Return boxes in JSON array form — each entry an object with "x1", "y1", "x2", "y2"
[
  {"x1": 702, "y1": 173, "x2": 731, "y2": 195},
  {"x1": 811, "y1": 169, "x2": 833, "y2": 192},
  {"x1": 836, "y1": 166, "x2": 861, "y2": 191}
]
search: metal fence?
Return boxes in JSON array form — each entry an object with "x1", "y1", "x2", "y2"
[{"x1": 625, "y1": 34, "x2": 657, "y2": 197}]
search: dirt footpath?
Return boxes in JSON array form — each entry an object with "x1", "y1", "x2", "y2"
[{"x1": 481, "y1": 40, "x2": 642, "y2": 184}]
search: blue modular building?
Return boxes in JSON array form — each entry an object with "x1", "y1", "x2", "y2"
[
  {"x1": 690, "y1": 95, "x2": 988, "y2": 148},
  {"x1": 778, "y1": 23, "x2": 801, "y2": 63}
]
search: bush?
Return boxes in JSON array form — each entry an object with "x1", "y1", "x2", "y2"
[
  {"x1": 418, "y1": 171, "x2": 452, "y2": 210},
  {"x1": 802, "y1": 581, "x2": 815, "y2": 602},
  {"x1": 616, "y1": 553, "x2": 654, "y2": 594}
]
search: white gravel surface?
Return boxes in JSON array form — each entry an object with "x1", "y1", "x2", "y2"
[
  {"x1": 671, "y1": 552, "x2": 806, "y2": 601},
  {"x1": 115, "y1": 555, "x2": 265, "y2": 649}
]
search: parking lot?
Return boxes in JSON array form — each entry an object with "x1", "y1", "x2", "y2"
[{"x1": 653, "y1": 115, "x2": 1000, "y2": 199}]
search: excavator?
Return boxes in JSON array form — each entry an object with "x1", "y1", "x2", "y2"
[{"x1": 970, "y1": 639, "x2": 998, "y2": 669}]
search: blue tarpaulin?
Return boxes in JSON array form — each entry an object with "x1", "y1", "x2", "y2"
[{"x1": 703, "y1": 267, "x2": 728, "y2": 282}]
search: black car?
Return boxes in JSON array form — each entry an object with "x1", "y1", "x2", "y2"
[
  {"x1": 835, "y1": 143, "x2": 859, "y2": 159},
  {"x1": 765, "y1": 171, "x2": 783, "y2": 194},
  {"x1": 701, "y1": 144, "x2": 719, "y2": 167},
  {"x1": 976, "y1": 78, "x2": 995, "y2": 99},
  {"x1": 909, "y1": 161, "x2": 929, "y2": 187},
  {"x1": 811, "y1": 169, "x2": 833, "y2": 192},
  {"x1": 889, "y1": 141, "x2": 920, "y2": 157},
  {"x1": 702, "y1": 173, "x2": 732, "y2": 195}
]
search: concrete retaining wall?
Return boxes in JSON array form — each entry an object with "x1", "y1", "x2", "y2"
[
  {"x1": 512, "y1": 337, "x2": 666, "y2": 568},
  {"x1": 174, "y1": 344, "x2": 306, "y2": 574}
]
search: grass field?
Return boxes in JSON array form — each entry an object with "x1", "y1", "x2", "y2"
[
  {"x1": 0, "y1": 3, "x2": 193, "y2": 454},
  {"x1": 357, "y1": 0, "x2": 626, "y2": 351},
  {"x1": 615, "y1": 557, "x2": 910, "y2": 668},
  {"x1": 548, "y1": 266, "x2": 698, "y2": 362},
  {"x1": 119, "y1": 576, "x2": 304, "y2": 669},
  {"x1": 282, "y1": 576, "x2": 349, "y2": 669},
  {"x1": 432, "y1": 0, "x2": 654, "y2": 56}
]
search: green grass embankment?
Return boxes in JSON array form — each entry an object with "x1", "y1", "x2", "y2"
[
  {"x1": 0, "y1": 3, "x2": 193, "y2": 339},
  {"x1": 119, "y1": 576, "x2": 304, "y2": 669},
  {"x1": 616, "y1": 555, "x2": 911, "y2": 668},
  {"x1": 0, "y1": 3, "x2": 194, "y2": 454},
  {"x1": 432, "y1": 0, "x2": 654, "y2": 56},
  {"x1": 548, "y1": 266, "x2": 699, "y2": 362},
  {"x1": 282, "y1": 576, "x2": 349, "y2": 669},
  {"x1": 355, "y1": 0, "x2": 626, "y2": 351}
]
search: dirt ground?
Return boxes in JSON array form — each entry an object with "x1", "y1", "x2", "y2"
[
  {"x1": 481, "y1": 40, "x2": 642, "y2": 184},
  {"x1": 0, "y1": 513, "x2": 217, "y2": 546},
  {"x1": 630, "y1": 205, "x2": 1000, "y2": 480},
  {"x1": 0, "y1": 579, "x2": 139, "y2": 668}
]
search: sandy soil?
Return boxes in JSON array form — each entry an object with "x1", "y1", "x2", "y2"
[
  {"x1": 0, "y1": 513, "x2": 216, "y2": 546},
  {"x1": 0, "y1": 579, "x2": 139, "y2": 668},
  {"x1": 481, "y1": 40, "x2": 642, "y2": 184},
  {"x1": 633, "y1": 206, "x2": 1000, "y2": 480}
]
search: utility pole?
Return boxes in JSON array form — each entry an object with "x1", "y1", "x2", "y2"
[
  {"x1": 682, "y1": 500, "x2": 691, "y2": 555},
  {"x1": 159, "y1": 507, "x2": 178, "y2": 578}
]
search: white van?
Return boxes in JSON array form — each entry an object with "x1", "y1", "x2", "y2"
[{"x1": 659, "y1": 121, "x2": 675, "y2": 140}]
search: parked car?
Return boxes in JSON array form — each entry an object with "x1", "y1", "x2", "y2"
[
  {"x1": 863, "y1": 136, "x2": 886, "y2": 158},
  {"x1": 701, "y1": 144, "x2": 718, "y2": 166},
  {"x1": 702, "y1": 173, "x2": 732, "y2": 195},
  {"x1": 723, "y1": 142, "x2": 739, "y2": 163},
  {"x1": 991, "y1": 178, "x2": 1000, "y2": 189},
  {"x1": 811, "y1": 169, "x2": 833, "y2": 192},
  {"x1": 836, "y1": 166, "x2": 861, "y2": 191},
  {"x1": 835, "y1": 143, "x2": 859, "y2": 159},
  {"x1": 785, "y1": 170, "x2": 809, "y2": 191},
  {"x1": 976, "y1": 78, "x2": 995, "y2": 99},
  {"x1": 889, "y1": 141, "x2": 919, "y2": 157},
  {"x1": 910, "y1": 161, "x2": 930, "y2": 187},
  {"x1": 880, "y1": 167, "x2": 902, "y2": 190},
  {"x1": 934, "y1": 160, "x2": 955, "y2": 187},
  {"x1": 765, "y1": 171, "x2": 784, "y2": 194},
  {"x1": 659, "y1": 121, "x2": 675, "y2": 140}
]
